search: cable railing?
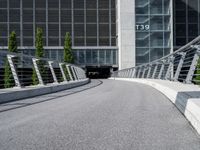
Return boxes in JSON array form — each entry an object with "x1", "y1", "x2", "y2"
[
  {"x1": 112, "y1": 36, "x2": 200, "y2": 84},
  {"x1": 0, "y1": 50, "x2": 87, "y2": 89}
]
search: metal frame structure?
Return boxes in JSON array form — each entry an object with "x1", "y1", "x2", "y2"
[
  {"x1": 7, "y1": 55, "x2": 22, "y2": 88},
  {"x1": 0, "y1": 50, "x2": 87, "y2": 89},
  {"x1": 112, "y1": 36, "x2": 200, "y2": 84}
]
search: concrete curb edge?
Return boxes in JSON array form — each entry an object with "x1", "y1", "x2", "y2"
[{"x1": 0, "y1": 79, "x2": 90, "y2": 104}]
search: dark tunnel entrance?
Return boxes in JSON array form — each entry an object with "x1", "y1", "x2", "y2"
[{"x1": 86, "y1": 66, "x2": 117, "y2": 79}]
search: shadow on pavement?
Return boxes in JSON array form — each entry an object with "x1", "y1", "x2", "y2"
[{"x1": 0, "y1": 80, "x2": 103, "y2": 113}]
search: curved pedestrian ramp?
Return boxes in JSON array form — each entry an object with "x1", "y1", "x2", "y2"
[
  {"x1": 112, "y1": 36, "x2": 200, "y2": 137},
  {"x1": 0, "y1": 79, "x2": 200, "y2": 149}
]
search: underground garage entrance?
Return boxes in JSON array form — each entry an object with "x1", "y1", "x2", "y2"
[{"x1": 86, "y1": 67, "x2": 114, "y2": 79}]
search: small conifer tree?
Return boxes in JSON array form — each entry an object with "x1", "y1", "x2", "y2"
[
  {"x1": 63, "y1": 32, "x2": 74, "y2": 80},
  {"x1": 64, "y1": 32, "x2": 73, "y2": 63},
  {"x1": 32, "y1": 28, "x2": 45, "y2": 85},
  {"x1": 4, "y1": 31, "x2": 17, "y2": 88}
]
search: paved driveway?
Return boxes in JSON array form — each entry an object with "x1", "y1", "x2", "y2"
[{"x1": 0, "y1": 79, "x2": 199, "y2": 150}]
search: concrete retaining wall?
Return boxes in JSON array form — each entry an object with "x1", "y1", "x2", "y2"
[
  {"x1": 0, "y1": 79, "x2": 90, "y2": 104},
  {"x1": 110, "y1": 78, "x2": 200, "y2": 135}
]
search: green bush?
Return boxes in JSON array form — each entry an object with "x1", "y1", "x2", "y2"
[{"x1": 194, "y1": 59, "x2": 200, "y2": 84}]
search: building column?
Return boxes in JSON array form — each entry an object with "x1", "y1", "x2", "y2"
[{"x1": 117, "y1": 0, "x2": 136, "y2": 69}]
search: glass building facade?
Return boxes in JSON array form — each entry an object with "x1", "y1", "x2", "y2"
[
  {"x1": 2, "y1": 0, "x2": 200, "y2": 69},
  {"x1": 0, "y1": 0, "x2": 117, "y2": 67},
  {"x1": 135, "y1": 0, "x2": 172, "y2": 66},
  {"x1": 173, "y1": 0, "x2": 200, "y2": 49}
]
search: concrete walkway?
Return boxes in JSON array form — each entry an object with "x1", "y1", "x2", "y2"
[
  {"x1": 0, "y1": 80, "x2": 200, "y2": 150},
  {"x1": 111, "y1": 78, "x2": 200, "y2": 135}
]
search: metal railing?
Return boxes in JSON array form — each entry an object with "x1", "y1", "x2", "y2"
[
  {"x1": 0, "y1": 50, "x2": 87, "y2": 89},
  {"x1": 112, "y1": 36, "x2": 200, "y2": 84}
]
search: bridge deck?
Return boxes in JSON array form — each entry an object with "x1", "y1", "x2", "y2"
[{"x1": 0, "y1": 80, "x2": 200, "y2": 149}]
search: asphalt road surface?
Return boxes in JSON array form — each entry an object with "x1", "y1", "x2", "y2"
[{"x1": 0, "y1": 79, "x2": 200, "y2": 150}]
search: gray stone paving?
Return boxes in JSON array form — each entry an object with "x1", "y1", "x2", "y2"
[{"x1": 0, "y1": 79, "x2": 199, "y2": 150}]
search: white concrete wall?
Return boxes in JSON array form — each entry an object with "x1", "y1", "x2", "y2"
[{"x1": 117, "y1": 0, "x2": 136, "y2": 70}]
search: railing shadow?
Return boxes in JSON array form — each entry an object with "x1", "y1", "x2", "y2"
[{"x1": 0, "y1": 80, "x2": 103, "y2": 113}]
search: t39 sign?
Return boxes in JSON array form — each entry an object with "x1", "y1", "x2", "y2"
[{"x1": 136, "y1": 24, "x2": 150, "y2": 31}]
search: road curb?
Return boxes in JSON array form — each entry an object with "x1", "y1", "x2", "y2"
[
  {"x1": 110, "y1": 78, "x2": 200, "y2": 135},
  {"x1": 0, "y1": 79, "x2": 90, "y2": 104}
]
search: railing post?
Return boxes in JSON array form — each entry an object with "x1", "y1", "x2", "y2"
[
  {"x1": 165, "y1": 56, "x2": 174, "y2": 80},
  {"x1": 142, "y1": 66, "x2": 147, "y2": 78},
  {"x1": 32, "y1": 58, "x2": 44, "y2": 85},
  {"x1": 145, "y1": 66, "x2": 148, "y2": 78},
  {"x1": 140, "y1": 66, "x2": 145, "y2": 78},
  {"x1": 75, "y1": 67, "x2": 80, "y2": 80},
  {"x1": 129, "y1": 68, "x2": 133, "y2": 78},
  {"x1": 121, "y1": 71, "x2": 124, "y2": 78},
  {"x1": 130, "y1": 69, "x2": 133, "y2": 78},
  {"x1": 7, "y1": 55, "x2": 22, "y2": 88},
  {"x1": 81, "y1": 68, "x2": 86, "y2": 79},
  {"x1": 82, "y1": 68, "x2": 86, "y2": 79},
  {"x1": 79, "y1": 68, "x2": 83, "y2": 79},
  {"x1": 124, "y1": 70, "x2": 126, "y2": 78},
  {"x1": 124, "y1": 70, "x2": 128, "y2": 78},
  {"x1": 131, "y1": 68, "x2": 136, "y2": 78},
  {"x1": 76, "y1": 67, "x2": 80, "y2": 80},
  {"x1": 77, "y1": 68, "x2": 83, "y2": 80},
  {"x1": 122, "y1": 71, "x2": 124, "y2": 78},
  {"x1": 72, "y1": 67, "x2": 77, "y2": 80},
  {"x1": 118, "y1": 72, "x2": 121, "y2": 78},
  {"x1": 158, "y1": 61, "x2": 165, "y2": 79},
  {"x1": 185, "y1": 45, "x2": 200, "y2": 83},
  {"x1": 152, "y1": 63, "x2": 158, "y2": 79},
  {"x1": 48, "y1": 61, "x2": 58, "y2": 83},
  {"x1": 147, "y1": 64, "x2": 152, "y2": 78},
  {"x1": 66, "y1": 65, "x2": 73, "y2": 81},
  {"x1": 144, "y1": 66, "x2": 149, "y2": 78},
  {"x1": 173, "y1": 52, "x2": 186, "y2": 81},
  {"x1": 59, "y1": 63, "x2": 67, "y2": 81},
  {"x1": 119, "y1": 71, "x2": 121, "y2": 78},
  {"x1": 137, "y1": 67, "x2": 141, "y2": 78},
  {"x1": 119, "y1": 71, "x2": 122, "y2": 78},
  {"x1": 75, "y1": 67, "x2": 79, "y2": 80},
  {"x1": 127, "y1": 70, "x2": 129, "y2": 78},
  {"x1": 71, "y1": 66, "x2": 78, "y2": 81},
  {"x1": 80, "y1": 68, "x2": 85, "y2": 79},
  {"x1": 122, "y1": 71, "x2": 125, "y2": 78},
  {"x1": 128, "y1": 69, "x2": 131, "y2": 78},
  {"x1": 124, "y1": 70, "x2": 127, "y2": 78},
  {"x1": 127, "y1": 69, "x2": 130, "y2": 78},
  {"x1": 124, "y1": 71, "x2": 127, "y2": 78}
]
